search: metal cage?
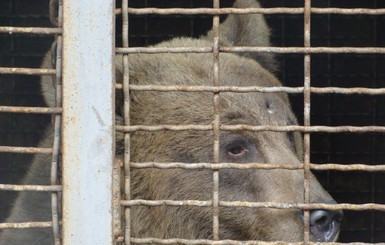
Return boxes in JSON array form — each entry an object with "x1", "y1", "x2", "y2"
[{"x1": 0, "y1": 0, "x2": 385, "y2": 244}]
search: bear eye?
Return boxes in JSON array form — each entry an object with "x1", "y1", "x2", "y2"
[
  {"x1": 222, "y1": 137, "x2": 256, "y2": 162},
  {"x1": 226, "y1": 143, "x2": 249, "y2": 159}
]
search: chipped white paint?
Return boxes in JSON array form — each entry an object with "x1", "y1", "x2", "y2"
[{"x1": 62, "y1": 1, "x2": 115, "y2": 244}]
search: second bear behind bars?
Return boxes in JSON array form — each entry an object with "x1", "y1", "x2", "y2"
[{"x1": 0, "y1": 0, "x2": 342, "y2": 244}]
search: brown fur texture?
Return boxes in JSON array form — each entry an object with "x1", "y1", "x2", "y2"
[{"x1": 0, "y1": 0, "x2": 338, "y2": 244}]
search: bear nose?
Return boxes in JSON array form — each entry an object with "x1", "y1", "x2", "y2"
[{"x1": 310, "y1": 209, "x2": 343, "y2": 242}]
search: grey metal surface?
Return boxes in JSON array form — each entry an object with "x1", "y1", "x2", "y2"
[{"x1": 61, "y1": 0, "x2": 115, "y2": 244}]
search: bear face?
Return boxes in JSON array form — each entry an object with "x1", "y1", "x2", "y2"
[{"x1": 115, "y1": 38, "x2": 340, "y2": 242}]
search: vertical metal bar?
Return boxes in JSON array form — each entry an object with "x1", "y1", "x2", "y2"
[
  {"x1": 50, "y1": 1, "x2": 63, "y2": 244},
  {"x1": 122, "y1": 0, "x2": 131, "y2": 244},
  {"x1": 212, "y1": 0, "x2": 220, "y2": 241},
  {"x1": 370, "y1": 2, "x2": 378, "y2": 241},
  {"x1": 62, "y1": 1, "x2": 115, "y2": 245},
  {"x1": 303, "y1": 0, "x2": 311, "y2": 244}
]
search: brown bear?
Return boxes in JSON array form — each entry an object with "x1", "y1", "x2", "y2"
[{"x1": 0, "y1": 0, "x2": 342, "y2": 244}]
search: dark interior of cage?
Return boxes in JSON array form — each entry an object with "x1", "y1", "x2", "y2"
[{"x1": 1, "y1": 0, "x2": 384, "y2": 242}]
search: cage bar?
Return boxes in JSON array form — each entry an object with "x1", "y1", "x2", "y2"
[
  {"x1": 212, "y1": 0, "x2": 220, "y2": 240},
  {"x1": 129, "y1": 238, "x2": 384, "y2": 245},
  {"x1": 50, "y1": 0, "x2": 63, "y2": 243},
  {"x1": 115, "y1": 7, "x2": 385, "y2": 16},
  {"x1": 303, "y1": 0, "x2": 312, "y2": 243},
  {"x1": 116, "y1": 125, "x2": 385, "y2": 133},
  {"x1": 120, "y1": 200, "x2": 385, "y2": 212},
  {"x1": 61, "y1": 0, "x2": 115, "y2": 244},
  {"x1": 119, "y1": 85, "x2": 385, "y2": 95},
  {"x1": 129, "y1": 162, "x2": 385, "y2": 172},
  {"x1": 121, "y1": 0, "x2": 131, "y2": 244},
  {"x1": 0, "y1": 26, "x2": 62, "y2": 34},
  {"x1": 116, "y1": 46, "x2": 385, "y2": 54}
]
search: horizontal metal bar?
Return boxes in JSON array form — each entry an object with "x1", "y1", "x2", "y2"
[
  {"x1": 0, "y1": 27, "x2": 62, "y2": 35},
  {"x1": 310, "y1": 163, "x2": 385, "y2": 171},
  {"x1": 0, "y1": 67, "x2": 56, "y2": 75},
  {"x1": 219, "y1": 202, "x2": 385, "y2": 211},
  {"x1": 0, "y1": 184, "x2": 62, "y2": 192},
  {"x1": 130, "y1": 162, "x2": 385, "y2": 172},
  {"x1": 131, "y1": 162, "x2": 302, "y2": 170},
  {"x1": 116, "y1": 47, "x2": 212, "y2": 54},
  {"x1": 116, "y1": 46, "x2": 385, "y2": 54},
  {"x1": 123, "y1": 199, "x2": 211, "y2": 207},
  {"x1": 220, "y1": 46, "x2": 385, "y2": 54},
  {"x1": 220, "y1": 125, "x2": 385, "y2": 133},
  {"x1": 116, "y1": 125, "x2": 385, "y2": 133},
  {"x1": 118, "y1": 84, "x2": 385, "y2": 95},
  {"x1": 0, "y1": 222, "x2": 53, "y2": 229},
  {"x1": 121, "y1": 199, "x2": 385, "y2": 211},
  {"x1": 116, "y1": 125, "x2": 212, "y2": 132},
  {"x1": 122, "y1": 85, "x2": 302, "y2": 93},
  {"x1": 0, "y1": 146, "x2": 52, "y2": 154},
  {"x1": 115, "y1": 7, "x2": 385, "y2": 16},
  {"x1": 130, "y1": 238, "x2": 384, "y2": 245},
  {"x1": 311, "y1": 87, "x2": 385, "y2": 95},
  {"x1": 0, "y1": 106, "x2": 62, "y2": 114},
  {"x1": 313, "y1": 8, "x2": 385, "y2": 15}
]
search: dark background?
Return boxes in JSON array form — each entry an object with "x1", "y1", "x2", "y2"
[{"x1": 1, "y1": 0, "x2": 384, "y2": 242}]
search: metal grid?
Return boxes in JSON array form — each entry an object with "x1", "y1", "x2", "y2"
[
  {"x1": 117, "y1": 1, "x2": 385, "y2": 244},
  {"x1": 0, "y1": 0, "x2": 384, "y2": 244},
  {"x1": 0, "y1": 0, "x2": 63, "y2": 244}
]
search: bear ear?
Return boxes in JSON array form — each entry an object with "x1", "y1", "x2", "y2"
[{"x1": 203, "y1": 0, "x2": 278, "y2": 74}]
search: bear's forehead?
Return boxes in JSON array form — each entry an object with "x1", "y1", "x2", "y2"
[{"x1": 220, "y1": 92, "x2": 293, "y2": 126}]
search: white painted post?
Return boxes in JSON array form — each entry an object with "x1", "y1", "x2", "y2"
[{"x1": 62, "y1": 1, "x2": 115, "y2": 245}]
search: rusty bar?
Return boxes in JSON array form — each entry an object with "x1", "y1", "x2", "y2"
[
  {"x1": 220, "y1": 125, "x2": 385, "y2": 133},
  {"x1": 119, "y1": 84, "x2": 385, "y2": 95},
  {"x1": 50, "y1": 1, "x2": 63, "y2": 243},
  {"x1": 116, "y1": 125, "x2": 385, "y2": 133},
  {"x1": 116, "y1": 7, "x2": 305, "y2": 15},
  {"x1": 0, "y1": 106, "x2": 62, "y2": 114},
  {"x1": 130, "y1": 238, "x2": 385, "y2": 245},
  {"x1": 116, "y1": 124, "x2": 212, "y2": 132},
  {"x1": 0, "y1": 184, "x2": 62, "y2": 191},
  {"x1": 219, "y1": 202, "x2": 385, "y2": 211},
  {"x1": 0, "y1": 67, "x2": 56, "y2": 75},
  {"x1": 0, "y1": 222, "x2": 54, "y2": 229},
  {"x1": 312, "y1": 8, "x2": 385, "y2": 15},
  {"x1": 117, "y1": 46, "x2": 385, "y2": 54},
  {"x1": 122, "y1": 84, "x2": 302, "y2": 93},
  {"x1": 311, "y1": 87, "x2": 385, "y2": 95},
  {"x1": 129, "y1": 162, "x2": 385, "y2": 172},
  {"x1": 112, "y1": 159, "x2": 122, "y2": 240},
  {"x1": 0, "y1": 26, "x2": 62, "y2": 35},
  {"x1": 115, "y1": 7, "x2": 385, "y2": 16},
  {"x1": 220, "y1": 46, "x2": 385, "y2": 54},
  {"x1": 116, "y1": 47, "x2": 212, "y2": 54},
  {"x1": 310, "y1": 163, "x2": 385, "y2": 171},
  {"x1": 122, "y1": 0, "x2": 131, "y2": 244},
  {"x1": 130, "y1": 162, "x2": 303, "y2": 170},
  {"x1": 122, "y1": 200, "x2": 211, "y2": 207},
  {"x1": 0, "y1": 146, "x2": 52, "y2": 154},
  {"x1": 212, "y1": 0, "x2": 220, "y2": 240},
  {"x1": 121, "y1": 200, "x2": 385, "y2": 211},
  {"x1": 303, "y1": 0, "x2": 311, "y2": 244}
]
